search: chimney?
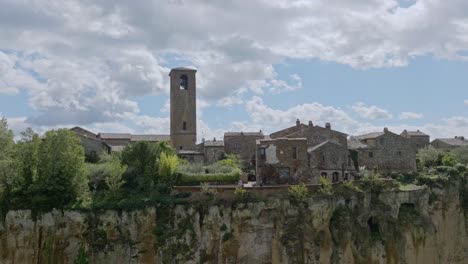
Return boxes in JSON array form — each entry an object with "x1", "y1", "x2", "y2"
[
  {"x1": 460, "y1": 136, "x2": 465, "y2": 141},
  {"x1": 259, "y1": 129, "x2": 262, "y2": 134},
  {"x1": 308, "y1": 121, "x2": 313, "y2": 127},
  {"x1": 213, "y1": 137, "x2": 216, "y2": 141},
  {"x1": 202, "y1": 138, "x2": 205, "y2": 143},
  {"x1": 296, "y1": 118, "x2": 300, "y2": 127},
  {"x1": 325, "y1": 122, "x2": 331, "y2": 129},
  {"x1": 384, "y1": 127, "x2": 389, "y2": 133},
  {"x1": 240, "y1": 131, "x2": 244, "y2": 136}
]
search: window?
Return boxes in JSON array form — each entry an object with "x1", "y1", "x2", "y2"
[
  {"x1": 179, "y1": 146, "x2": 183, "y2": 150},
  {"x1": 344, "y1": 173, "x2": 349, "y2": 181},
  {"x1": 322, "y1": 154, "x2": 325, "y2": 162},
  {"x1": 260, "y1": 148, "x2": 266, "y2": 159},
  {"x1": 179, "y1": 75, "x2": 188, "y2": 90},
  {"x1": 369, "y1": 152, "x2": 374, "y2": 158},
  {"x1": 321, "y1": 172, "x2": 328, "y2": 178},
  {"x1": 397, "y1": 151, "x2": 402, "y2": 157},
  {"x1": 292, "y1": 147, "x2": 297, "y2": 159},
  {"x1": 332, "y1": 172, "x2": 339, "y2": 183},
  {"x1": 182, "y1": 121, "x2": 187, "y2": 130},
  {"x1": 278, "y1": 167, "x2": 290, "y2": 178}
]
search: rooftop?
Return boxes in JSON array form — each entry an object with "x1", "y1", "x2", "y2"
[
  {"x1": 130, "y1": 134, "x2": 170, "y2": 142},
  {"x1": 401, "y1": 130, "x2": 429, "y2": 137},
  {"x1": 224, "y1": 131, "x2": 264, "y2": 137},
  {"x1": 433, "y1": 137, "x2": 468, "y2": 146}
]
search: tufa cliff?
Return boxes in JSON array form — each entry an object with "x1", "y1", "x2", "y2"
[{"x1": 0, "y1": 182, "x2": 467, "y2": 264}]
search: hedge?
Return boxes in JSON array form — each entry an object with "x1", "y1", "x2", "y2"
[{"x1": 178, "y1": 169, "x2": 241, "y2": 186}]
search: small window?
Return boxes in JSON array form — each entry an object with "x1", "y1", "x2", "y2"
[
  {"x1": 321, "y1": 172, "x2": 328, "y2": 178},
  {"x1": 397, "y1": 151, "x2": 402, "y2": 157},
  {"x1": 260, "y1": 148, "x2": 266, "y2": 159},
  {"x1": 416, "y1": 144, "x2": 420, "y2": 148},
  {"x1": 179, "y1": 146, "x2": 183, "y2": 150},
  {"x1": 369, "y1": 152, "x2": 374, "y2": 158},
  {"x1": 344, "y1": 173, "x2": 349, "y2": 181},
  {"x1": 182, "y1": 121, "x2": 187, "y2": 130},
  {"x1": 292, "y1": 147, "x2": 297, "y2": 159},
  {"x1": 322, "y1": 155, "x2": 325, "y2": 162},
  {"x1": 179, "y1": 75, "x2": 188, "y2": 90},
  {"x1": 332, "y1": 172, "x2": 339, "y2": 183}
]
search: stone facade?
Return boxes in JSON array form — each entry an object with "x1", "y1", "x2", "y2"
[
  {"x1": 401, "y1": 130, "x2": 430, "y2": 150},
  {"x1": 198, "y1": 138, "x2": 225, "y2": 164},
  {"x1": 349, "y1": 128, "x2": 417, "y2": 173},
  {"x1": 256, "y1": 138, "x2": 309, "y2": 185},
  {"x1": 70, "y1": 127, "x2": 110, "y2": 158},
  {"x1": 308, "y1": 141, "x2": 357, "y2": 183},
  {"x1": 224, "y1": 131, "x2": 264, "y2": 167},
  {"x1": 170, "y1": 67, "x2": 197, "y2": 151},
  {"x1": 431, "y1": 136, "x2": 468, "y2": 151},
  {"x1": 285, "y1": 121, "x2": 348, "y2": 148}
]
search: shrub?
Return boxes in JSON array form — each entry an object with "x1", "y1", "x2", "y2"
[
  {"x1": 417, "y1": 146, "x2": 443, "y2": 169},
  {"x1": 218, "y1": 154, "x2": 242, "y2": 169},
  {"x1": 104, "y1": 158, "x2": 127, "y2": 194},
  {"x1": 200, "y1": 183, "x2": 217, "y2": 197},
  {"x1": 288, "y1": 184, "x2": 309, "y2": 202},
  {"x1": 442, "y1": 152, "x2": 457, "y2": 167},
  {"x1": 234, "y1": 187, "x2": 247, "y2": 201},
  {"x1": 158, "y1": 152, "x2": 179, "y2": 187},
  {"x1": 178, "y1": 168, "x2": 241, "y2": 186},
  {"x1": 452, "y1": 147, "x2": 468, "y2": 165},
  {"x1": 319, "y1": 176, "x2": 332, "y2": 195}
]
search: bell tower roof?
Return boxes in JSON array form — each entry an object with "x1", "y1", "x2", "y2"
[{"x1": 169, "y1": 67, "x2": 197, "y2": 75}]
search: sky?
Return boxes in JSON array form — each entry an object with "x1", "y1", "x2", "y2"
[{"x1": 1, "y1": 0, "x2": 468, "y2": 141}]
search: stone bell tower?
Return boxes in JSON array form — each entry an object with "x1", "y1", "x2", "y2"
[{"x1": 170, "y1": 67, "x2": 197, "y2": 150}]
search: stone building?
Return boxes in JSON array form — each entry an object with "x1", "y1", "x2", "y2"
[
  {"x1": 170, "y1": 67, "x2": 197, "y2": 151},
  {"x1": 198, "y1": 138, "x2": 225, "y2": 164},
  {"x1": 256, "y1": 138, "x2": 309, "y2": 185},
  {"x1": 431, "y1": 136, "x2": 468, "y2": 151},
  {"x1": 401, "y1": 130, "x2": 430, "y2": 150},
  {"x1": 308, "y1": 141, "x2": 356, "y2": 183},
  {"x1": 348, "y1": 128, "x2": 417, "y2": 173},
  {"x1": 256, "y1": 120, "x2": 356, "y2": 185},
  {"x1": 224, "y1": 131, "x2": 265, "y2": 167},
  {"x1": 70, "y1": 127, "x2": 110, "y2": 158},
  {"x1": 98, "y1": 133, "x2": 170, "y2": 152}
]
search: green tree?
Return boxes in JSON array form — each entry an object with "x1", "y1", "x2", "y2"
[
  {"x1": 417, "y1": 146, "x2": 443, "y2": 168},
  {"x1": 29, "y1": 129, "x2": 88, "y2": 210},
  {"x1": 452, "y1": 147, "x2": 468, "y2": 165},
  {"x1": 104, "y1": 157, "x2": 127, "y2": 195},
  {"x1": 441, "y1": 152, "x2": 457, "y2": 167},
  {"x1": 218, "y1": 154, "x2": 242, "y2": 169},
  {"x1": 15, "y1": 128, "x2": 41, "y2": 186},
  {"x1": 121, "y1": 141, "x2": 175, "y2": 190},
  {"x1": 0, "y1": 117, "x2": 19, "y2": 211},
  {"x1": 158, "y1": 152, "x2": 179, "y2": 180}
]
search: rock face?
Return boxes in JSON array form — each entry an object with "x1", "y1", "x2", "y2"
[{"x1": 0, "y1": 184, "x2": 467, "y2": 264}]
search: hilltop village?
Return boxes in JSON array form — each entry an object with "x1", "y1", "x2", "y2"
[{"x1": 71, "y1": 67, "x2": 468, "y2": 185}]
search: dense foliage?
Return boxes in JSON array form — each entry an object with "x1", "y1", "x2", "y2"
[
  {"x1": 177, "y1": 155, "x2": 242, "y2": 185},
  {"x1": 0, "y1": 117, "x2": 182, "y2": 214}
]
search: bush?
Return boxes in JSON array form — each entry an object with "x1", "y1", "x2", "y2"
[
  {"x1": 288, "y1": 184, "x2": 309, "y2": 202},
  {"x1": 178, "y1": 169, "x2": 241, "y2": 186},
  {"x1": 218, "y1": 154, "x2": 242, "y2": 169},
  {"x1": 319, "y1": 176, "x2": 332, "y2": 195},
  {"x1": 200, "y1": 183, "x2": 217, "y2": 197},
  {"x1": 452, "y1": 147, "x2": 468, "y2": 165},
  {"x1": 158, "y1": 152, "x2": 179, "y2": 187},
  {"x1": 417, "y1": 146, "x2": 443, "y2": 169},
  {"x1": 442, "y1": 152, "x2": 457, "y2": 167},
  {"x1": 234, "y1": 187, "x2": 247, "y2": 201}
]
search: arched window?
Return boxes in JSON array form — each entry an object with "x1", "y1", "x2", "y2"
[
  {"x1": 321, "y1": 172, "x2": 328, "y2": 178},
  {"x1": 179, "y1": 75, "x2": 188, "y2": 90},
  {"x1": 182, "y1": 121, "x2": 187, "y2": 130},
  {"x1": 332, "y1": 172, "x2": 339, "y2": 183}
]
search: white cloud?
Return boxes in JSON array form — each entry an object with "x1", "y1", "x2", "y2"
[
  {"x1": 3, "y1": 0, "x2": 468, "y2": 133},
  {"x1": 399, "y1": 111, "x2": 423, "y2": 120},
  {"x1": 464, "y1": 99, "x2": 468, "y2": 105},
  {"x1": 351, "y1": 102, "x2": 393, "y2": 120}
]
